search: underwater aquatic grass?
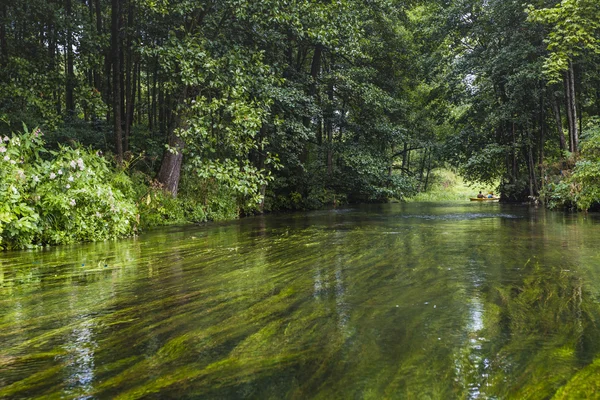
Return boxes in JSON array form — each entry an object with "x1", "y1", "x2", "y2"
[{"x1": 2, "y1": 204, "x2": 600, "y2": 398}]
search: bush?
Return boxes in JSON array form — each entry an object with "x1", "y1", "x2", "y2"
[
  {"x1": 542, "y1": 119, "x2": 600, "y2": 211},
  {"x1": 0, "y1": 126, "x2": 138, "y2": 249}
]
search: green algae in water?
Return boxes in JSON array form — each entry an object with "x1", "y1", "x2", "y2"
[{"x1": 2, "y1": 203, "x2": 600, "y2": 398}]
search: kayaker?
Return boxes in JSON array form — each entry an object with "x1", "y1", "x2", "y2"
[
  {"x1": 477, "y1": 191, "x2": 484, "y2": 198},
  {"x1": 487, "y1": 192, "x2": 494, "y2": 198}
]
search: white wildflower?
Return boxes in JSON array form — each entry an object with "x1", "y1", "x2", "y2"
[
  {"x1": 77, "y1": 158, "x2": 85, "y2": 171},
  {"x1": 70, "y1": 199, "x2": 76, "y2": 206},
  {"x1": 65, "y1": 184, "x2": 71, "y2": 189},
  {"x1": 58, "y1": 169, "x2": 63, "y2": 175},
  {"x1": 11, "y1": 186, "x2": 17, "y2": 194},
  {"x1": 3, "y1": 155, "x2": 9, "y2": 161},
  {"x1": 70, "y1": 160, "x2": 77, "y2": 168},
  {"x1": 2, "y1": 136, "x2": 8, "y2": 142},
  {"x1": 50, "y1": 172, "x2": 56, "y2": 179},
  {"x1": 10, "y1": 160, "x2": 15, "y2": 164},
  {"x1": 68, "y1": 175, "x2": 74, "y2": 182},
  {"x1": 0, "y1": 146, "x2": 6, "y2": 153},
  {"x1": 95, "y1": 212, "x2": 102, "y2": 218},
  {"x1": 33, "y1": 175, "x2": 40, "y2": 183}
]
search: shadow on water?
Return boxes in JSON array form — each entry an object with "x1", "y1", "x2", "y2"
[{"x1": 2, "y1": 202, "x2": 600, "y2": 398}]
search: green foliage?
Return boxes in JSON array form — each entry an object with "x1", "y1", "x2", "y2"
[
  {"x1": 408, "y1": 168, "x2": 495, "y2": 202},
  {"x1": 543, "y1": 120, "x2": 600, "y2": 211},
  {"x1": 0, "y1": 127, "x2": 138, "y2": 249},
  {"x1": 527, "y1": 0, "x2": 600, "y2": 82},
  {"x1": 134, "y1": 168, "x2": 244, "y2": 228}
]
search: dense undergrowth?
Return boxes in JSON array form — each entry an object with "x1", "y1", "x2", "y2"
[
  {"x1": 541, "y1": 120, "x2": 600, "y2": 212},
  {"x1": 0, "y1": 127, "x2": 138, "y2": 250},
  {"x1": 0, "y1": 126, "x2": 417, "y2": 250},
  {"x1": 3, "y1": 118, "x2": 600, "y2": 250},
  {"x1": 0, "y1": 127, "x2": 250, "y2": 250}
]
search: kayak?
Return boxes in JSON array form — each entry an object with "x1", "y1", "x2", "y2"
[{"x1": 470, "y1": 197, "x2": 499, "y2": 201}]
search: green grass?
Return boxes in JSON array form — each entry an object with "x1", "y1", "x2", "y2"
[{"x1": 407, "y1": 168, "x2": 498, "y2": 202}]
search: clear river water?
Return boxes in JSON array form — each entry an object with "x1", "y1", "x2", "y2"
[{"x1": 2, "y1": 202, "x2": 600, "y2": 399}]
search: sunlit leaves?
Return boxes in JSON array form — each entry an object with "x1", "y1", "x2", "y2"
[{"x1": 527, "y1": 0, "x2": 600, "y2": 82}]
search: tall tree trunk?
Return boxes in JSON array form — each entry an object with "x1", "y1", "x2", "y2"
[
  {"x1": 158, "y1": 84, "x2": 166, "y2": 136},
  {"x1": 310, "y1": 44, "x2": 322, "y2": 136},
  {"x1": 124, "y1": 0, "x2": 135, "y2": 152},
  {"x1": 65, "y1": 0, "x2": 75, "y2": 118},
  {"x1": 94, "y1": 0, "x2": 103, "y2": 93},
  {"x1": 52, "y1": 28, "x2": 62, "y2": 116},
  {"x1": 147, "y1": 62, "x2": 153, "y2": 131},
  {"x1": 564, "y1": 63, "x2": 578, "y2": 153},
  {"x1": 326, "y1": 66, "x2": 334, "y2": 176},
  {"x1": 157, "y1": 133, "x2": 185, "y2": 196},
  {"x1": 120, "y1": 44, "x2": 126, "y2": 133},
  {"x1": 389, "y1": 144, "x2": 394, "y2": 177},
  {"x1": 0, "y1": 4, "x2": 7, "y2": 68},
  {"x1": 126, "y1": 58, "x2": 137, "y2": 150},
  {"x1": 255, "y1": 125, "x2": 267, "y2": 213},
  {"x1": 570, "y1": 62, "x2": 578, "y2": 151},
  {"x1": 527, "y1": 142, "x2": 538, "y2": 199},
  {"x1": 151, "y1": 63, "x2": 158, "y2": 132},
  {"x1": 137, "y1": 61, "x2": 142, "y2": 124},
  {"x1": 157, "y1": 89, "x2": 187, "y2": 196},
  {"x1": 111, "y1": 0, "x2": 123, "y2": 163},
  {"x1": 539, "y1": 95, "x2": 545, "y2": 166},
  {"x1": 418, "y1": 148, "x2": 427, "y2": 189},
  {"x1": 423, "y1": 149, "x2": 432, "y2": 192},
  {"x1": 552, "y1": 93, "x2": 566, "y2": 151},
  {"x1": 512, "y1": 122, "x2": 517, "y2": 182},
  {"x1": 402, "y1": 142, "x2": 408, "y2": 173}
]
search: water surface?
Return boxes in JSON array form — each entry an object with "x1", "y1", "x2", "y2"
[{"x1": 2, "y1": 202, "x2": 600, "y2": 399}]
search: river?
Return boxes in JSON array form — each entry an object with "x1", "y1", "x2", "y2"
[{"x1": 2, "y1": 202, "x2": 600, "y2": 399}]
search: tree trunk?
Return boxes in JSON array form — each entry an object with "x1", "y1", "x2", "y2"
[
  {"x1": 93, "y1": 0, "x2": 104, "y2": 107},
  {"x1": 157, "y1": 133, "x2": 185, "y2": 196},
  {"x1": 157, "y1": 87, "x2": 188, "y2": 196},
  {"x1": 528, "y1": 143, "x2": 538, "y2": 199},
  {"x1": 418, "y1": 148, "x2": 427, "y2": 189},
  {"x1": 137, "y1": 61, "x2": 142, "y2": 124},
  {"x1": 255, "y1": 125, "x2": 267, "y2": 213},
  {"x1": 564, "y1": 63, "x2": 578, "y2": 153},
  {"x1": 126, "y1": 58, "x2": 137, "y2": 150},
  {"x1": 539, "y1": 95, "x2": 545, "y2": 166},
  {"x1": 159, "y1": 84, "x2": 166, "y2": 136},
  {"x1": 310, "y1": 44, "x2": 322, "y2": 142},
  {"x1": 124, "y1": 0, "x2": 135, "y2": 152},
  {"x1": 551, "y1": 93, "x2": 566, "y2": 151},
  {"x1": 389, "y1": 144, "x2": 394, "y2": 177},
  {"x1": 0, "y1": 4, "x2": 7, "y2": 68},
  {"x1": 512, "y1": 122, "x2": 517, "y2": 182},
  {"x1": 152, "y1": 63, "x2": 158, "y2": 132},
  {"x1": 401, "y1": 142, "x2": 408, "y2": 173},
  {"x1": 570, "y1": 62, "x2": 578, "y2": 151},
  {"x1": 65, "y1": 0, "x2": 75, "y2": 118},
  {"x1": 423, "y1": 149, "x2": 432, "y2": 192},
  {"x1": 111, "y1": 0, "x2": 123, "y2": 163},
  {"x1": 326, "y1": 68, "x2": 334, "y2": 176}
]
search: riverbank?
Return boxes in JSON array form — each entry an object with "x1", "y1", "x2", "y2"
[{"x1": 407, "y1": 169, "x2": 497, "y2": 202}]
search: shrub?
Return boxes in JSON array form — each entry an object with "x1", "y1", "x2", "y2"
[
  {"x1": 0, "y1": 126, "x2": 138, "y2": 249},
  {"x1": 542, "y1": 119, "x2": 600, "y2": 211}
]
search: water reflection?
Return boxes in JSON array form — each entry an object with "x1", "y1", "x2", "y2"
[
  {"x1": 1, "y1": 203, "x2": 600, "y2": 398},
  {"x1": 63, "y1": 318, "x2": 97, "y2": 397}
]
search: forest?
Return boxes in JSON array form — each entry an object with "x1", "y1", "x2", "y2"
[{"x1": 0, "y1": 0, "x2": 599, "y2": 249}]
